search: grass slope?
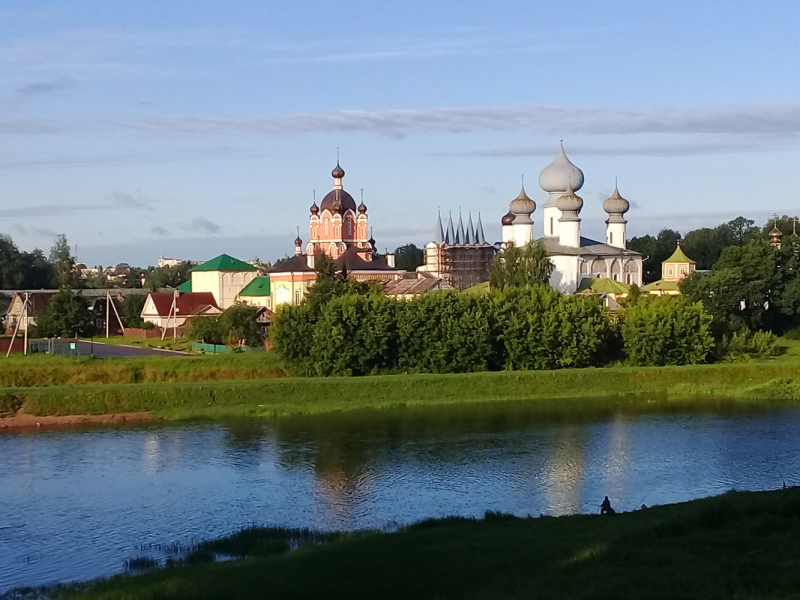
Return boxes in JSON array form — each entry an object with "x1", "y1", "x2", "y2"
[
  {"x1": 51, "y1": 487, "x2": 800, "y2": 600},
  {"x1": 11, "y1": 359, "x2": 800, "y2": 419}
]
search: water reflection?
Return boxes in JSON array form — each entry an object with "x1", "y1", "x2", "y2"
[{"x1": 2, "y1": 398, "x2": 798, "y2": 593}]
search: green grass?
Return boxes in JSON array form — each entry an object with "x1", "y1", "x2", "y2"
[
  {"x1": 12, "y1": 358, "x2": 800, "y2": 419},
  {"x1": 0, "y1": 351, "x2": 286, "y2": 388},
  {"x1": 42, "y1": 487, "x2": 800, "y2": 600}
]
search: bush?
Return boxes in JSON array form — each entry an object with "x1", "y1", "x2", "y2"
[
  {"x1": 397, "y1": 292, "x2": 495, "y2": 373},
  {"x1": 122, "y1": 295, "x2": 147, "y2": 328},
  {"x1": 310, "y1": 294, "x2": 399, "y2": 376},
  {"x1": 0, "y1": 392, "x2": 22, "y2": 415},
  {"x1": 718, "y1": 330, "x2": 780, "y2": 362},
  {"x1": 621, "y1": 298, "x2": 715, "y2": 366},
  {"x1": 190, "y1": 316, "x2": 225, "y2": 345}
]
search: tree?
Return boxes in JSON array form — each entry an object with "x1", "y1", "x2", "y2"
[
  {"x1": 220, "y1": 303, "x2": 264, "y2": 347},
  {"x1": 489, "y1": 242, "x2": 554, "y2": 290},
  {"x1": 0, "y1": 236, "x2": 55, "y2": 289},
  {"x1": 50, "y1": 234, "x2": 77, "y2": 288},
  {"x1": 145, "y1": 263, "x2": 191, "y2": 291},
  {"x1": 394, "y1": 244, "x2": 425, "y2": 271},
  {"x1": 122, "y1": 294, "x2": 147, "y2": 328},
  {"x1": 33, "y1": 289, "x2": 95, "y2": 338},
  {"x1": 682, "y1": 217, "x2": 759, "y2": 271},
  {"x1": 621, "y1": 298, "x2": 714, "y2": 366}
]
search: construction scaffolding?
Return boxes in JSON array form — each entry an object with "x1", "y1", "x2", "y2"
[{"x1": 439, "y1": 245, "x2": 496, "y2": 290}]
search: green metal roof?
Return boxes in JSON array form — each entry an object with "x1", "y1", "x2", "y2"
[
  {"x1": 192, "y1": 254, "x2": 258, "y2": 272},
  {"x1": 576, "y1": 277, "x2": 630, "y2": 295},
  {"x1": 642, "y1": 279, "x2": 681, "y2": 292},
  {"x1": 177, "y1": 279, "x2": 192, "y2": 293},
  {"x1": 663, "y1": 245, "x2": 694, "y2": 264},
  {"x1": 237, "y1": 276, "x2": 271, "y2": 297}
]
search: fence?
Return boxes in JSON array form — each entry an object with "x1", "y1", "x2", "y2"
[{"x1": 191, "y1": 342, "x2": 229, "y2": 354}]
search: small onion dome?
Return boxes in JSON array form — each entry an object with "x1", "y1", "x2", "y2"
[
  {"x1": 332, "y1": 161, "x2": 345, "y2": 179},
  {"x1": 556, "y1": 184, "x2": 584, "y2": 213},
  {"x1": 539, "y1": 143, "x2": 584, "y2": 193},
  {"x1": 603, "y1": 185, "x2": 630, "y2": 218},
  {"x1": 358, "y1": 201, "x2": 367, "y2": 214},
  {"x1": 509, "y1": 185, "x2": 536, "y2": 216},
  {"x1": 310, "y1": 202, "x2": 319, "y2": 215},
  {"x1": 501, "y1": 211, "x2": 515, "y2": 226},
  {"x1": 294, "y1": 235, "x2": 303, "y2": 246},
  {"x1": 368, "y1": 236, "x2": 376, "y2": 248}
]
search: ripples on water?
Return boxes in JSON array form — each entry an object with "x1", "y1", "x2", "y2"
[{"x1": 1, "y1": 399, "x2": 798, "y2": 592}]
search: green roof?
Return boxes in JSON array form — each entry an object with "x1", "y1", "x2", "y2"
[
  {"x1": 463, "y1": 281, "x2": 490, "y2": 296},
  {"x1": 192, "y1": 254, "x2": 258, "y2": 273},
  {"x1": 642, "y1": 279, "x2": 681, "y2": 292},
  {"x1": 177, "y1": 280, "x2": 192, "y2": 293},
  {"x1": 663, "y1": 245, "x2": 694, "y2": 264},
  {"x1": 576, "y1": 277, "x2": 630, "y2": 295},
  {"x1": 237, "y1": 276, "x2": 271, "y2": 297}
]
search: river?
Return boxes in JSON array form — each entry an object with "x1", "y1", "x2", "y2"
[{"x1": 1, "y1": 399, "x2": 798, "y2": 593}]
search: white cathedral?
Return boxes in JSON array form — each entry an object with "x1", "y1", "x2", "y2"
[{"x1": 501, "y1": 143, "x2": 643, "y2": 292}]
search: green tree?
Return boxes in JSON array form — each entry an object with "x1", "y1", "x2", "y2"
[
  {"x1": 621, "y1": 298, "x2": 714, "y2": 366},
  {"x1": 33, "y1": 289, "x2": 95, "y2": 338},
  {"x1": 220, "y1": 303, "x2": 264, "y2": 347},
  {"x1": 190, "y1": 316, "x2": 225, "y2": 345},
  {"x1": 489, "y1": 242, "x2": 554, "y2": 290},
  {"x1": 0, "y1": 236, "x2": 55, "y2": 289},
  {"x1": 394, "y1": 244, "x2": 425, "y2": 271},
  {"x1": 50, "y1": 234, "x2": 77, "y2": 288},
  {"x1": 145, "y1": 263, "x2": 191, "y2": 291},
  {"x1": 682, "y1": 217, "x2": 759, "y2": 270},
  {"x1": 122, "y1": 294, "x2": 147, "y2": 328}
]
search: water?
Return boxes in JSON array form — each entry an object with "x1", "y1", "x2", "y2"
[{"x1": 1, "y1": 400, "x2": 799, "y2": 592}]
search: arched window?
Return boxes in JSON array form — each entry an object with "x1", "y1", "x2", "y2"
[
  {"x1": 324, "y1": 221, "x2": 329, "y2": 236},
  {"x1": 347, "y1": 219, "x2": 353, "y2": 236}
]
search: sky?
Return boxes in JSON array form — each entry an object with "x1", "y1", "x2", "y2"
[{"x1": 1, "y1": 0, "x2": 799, "y2": 267}]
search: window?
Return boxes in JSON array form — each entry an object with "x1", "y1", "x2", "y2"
[
  {"x1": 324, "y1": 221, "x2": 329, "y2": 236},
  {"x1": 347, "y1": 220, "x2": 352, "y2": 236},
  {"x1": 550, "y1": 217, "x2": 554, "y2": 235},
  {"x1": 668, "y1": 268, "x2": 674, "y2": 276},
  {"x1": 295, "y1": 290, "x2": 300, "y2": 304},
  {"x1": 609, "y1": 232, "x2": 613, "y2": 245}
]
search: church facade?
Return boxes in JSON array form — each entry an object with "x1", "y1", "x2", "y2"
[
  {"x1": 500, "y1": 144, "x2": 644, "y2": 293},
  {"x1": 268, "y1": 162, "x2": 405, "y2": 308}
]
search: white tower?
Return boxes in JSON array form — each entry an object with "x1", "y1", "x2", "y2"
[
  {"x1": 556, "y1": 184, "x2": 583, "y2": 248},
  {"x1": 539, "y1": 143, "x2": 584, "y2": 238},
  {"x1": 501, "y1": 211, "x2": 515, "y2": 245},
  {"x1": 603, "y1": 184, "x2": 630, "y2": 249},
  {"x1": 509, "y1": 184, "x2": 536, "y2": 246}
]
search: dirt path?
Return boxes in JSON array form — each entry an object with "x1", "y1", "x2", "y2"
[{"x1": 0, "y1": 407, "x2": 155, "y2": 431}]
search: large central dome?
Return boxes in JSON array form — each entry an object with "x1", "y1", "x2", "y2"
[
  {"x1": 539, "y1": 143, "x2": 584, "y2": 193},
  {"x1": 320, "y1": 189, "x2": 357, "y2": 214}
]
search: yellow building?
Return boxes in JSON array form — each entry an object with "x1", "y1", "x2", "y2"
[
  {"x1": 642, "y1": 244, "x2": 696, "y2": 296},
  {"x1": 187, "y1": 254, "x2": 260, "y2": 309}
]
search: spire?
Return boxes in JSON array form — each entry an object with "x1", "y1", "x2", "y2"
[
  {"x1": 466, "y1": 213, "x2": 475, "y2": 245},
  {"x1": 475, "y1": 212, "x2": 486, "y2": 245},
  {"x1": 434, "y1": 210, "x2": 445, "y2": 245},
  {"x1": 445, "y1": 212, "x2": 456, "y2": 245},
  {"x1": 456, "y1": 210, "x2": 466, "y2": 245}
]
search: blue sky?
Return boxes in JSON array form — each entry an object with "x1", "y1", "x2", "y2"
[{"x1": 1, "y1": 0, "x2": 799, "y2": 266}]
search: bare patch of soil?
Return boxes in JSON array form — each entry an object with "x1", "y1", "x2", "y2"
[{"x1": 0, "y1": 407, "x2": 156, "y2": 431}]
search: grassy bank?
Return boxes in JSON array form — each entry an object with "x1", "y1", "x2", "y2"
[
  {"x1": 0, "y1": 352, "x2": 286, "y2": 388},
  {"x1": 9, "y1": 359, "x2": 800, "y2": 420},
  {"x1": 40, "y1": 487, "x2": 800, "y2": 599}
]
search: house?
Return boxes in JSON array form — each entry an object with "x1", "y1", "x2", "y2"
[
  {"x1": 4, "y1": 292, "x2": 54, "y2": 333},
  {"x1": 140, "y1": 292, "x2": 221, "y2": 329},
  {"x1": 576, "y1": 277, "x2": 631, "y2": 310},
  {"x1": 642, "y1": 244, "x2": 696, "y2": 296},
  {"x1": 236, "y1": 276, "x2": 272, "y2": 309}
]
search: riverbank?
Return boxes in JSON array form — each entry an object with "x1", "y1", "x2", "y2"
[
  {"x1": 0, "y1": 407, "x2": 154, "y2": 430},
  {"x1": 35, "y1": 487, "x2": 800, "y2": 600},
  {"x1": 2, "y1": 359, "x2": 800, "y2": 423}
]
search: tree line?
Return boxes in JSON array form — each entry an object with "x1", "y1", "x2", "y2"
[{"x1": 270, "y1": 252, "x2": 730, "y2": 376}]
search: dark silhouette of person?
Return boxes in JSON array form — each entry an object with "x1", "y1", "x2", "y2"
[{"x1": 600, "y1": 496, "x2": 615, "y2": 515}]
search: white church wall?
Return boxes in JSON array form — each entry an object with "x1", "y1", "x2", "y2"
[{"x1": 549, "y1": 255, "x2": 579, "y2": 293}]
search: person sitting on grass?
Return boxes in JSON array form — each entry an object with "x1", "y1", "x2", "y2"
[{"x1": 600, "y1": 496, "x2": 615, "y2": 515}]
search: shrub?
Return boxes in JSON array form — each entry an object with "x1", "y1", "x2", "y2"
[
  {"x1": 0, "y1": 392, "x2": 22, "y2": 415},
  {"x1": 397, "y1": 292, "x2": 495, "y2": 373},
  {"x1": 621, "y1": 298, "x2": 715, "y2": 366},
  {"x1": 719, "y1": 330, "x2": 780, "y2": 362},
  {"x1": 122, "y1": 295, "x2": 147, "y2": 328},
  {"x1": 33, "y1": 288, "x2": 95, "y2": 338},
  {"x1": 310, "y1": 294, "x2": 399, "y2": 376}
]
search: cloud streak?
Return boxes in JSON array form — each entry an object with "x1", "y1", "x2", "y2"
[
  {"x1": 181, "y1": 217, "x2": 221, "y2": 235},
  {"x1": 132, "y1": 103, "x2": 800, "y2": 140}
]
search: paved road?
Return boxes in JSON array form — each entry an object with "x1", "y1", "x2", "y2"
[{"x1": 50, "y1": 340, "x2": 187, "y2": 357}]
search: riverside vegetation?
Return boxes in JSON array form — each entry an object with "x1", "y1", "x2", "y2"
[{"x1": 21, "y1": 487, "x2": 800, "y2": 600}]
